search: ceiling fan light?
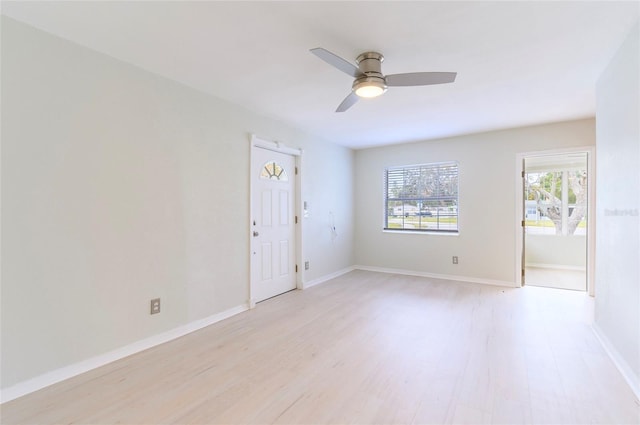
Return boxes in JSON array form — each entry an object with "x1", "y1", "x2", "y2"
[
  {"x1": 353, "y1": 77, "x2": 387, "y2": 98},
  {"x1": 355, "y1": 84, "x2": 385, "y2": 98}
]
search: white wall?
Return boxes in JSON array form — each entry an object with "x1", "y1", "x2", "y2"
[
  {"x1": 525, "y1": 235, "x2": 586, "y2": 269},
  {"x1": 1, "y1": 17, "x2": 354, "y2": 391},
  {"x1": 354, "y1": 119, "x2": 595, "y2": 284},
  {"x1": 594, "y1": 23, "x2": 639, "y2": 394}
]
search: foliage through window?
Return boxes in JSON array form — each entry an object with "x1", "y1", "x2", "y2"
[
  {"x1": 384, "y1": 162, "x2": 459, "y2": 233},
  {"x1": 525, "y1": 168, "x2": 587, "y2": 235},
  {"x1": 260, "y1": 161, "x2": 288, "y2": 181}
]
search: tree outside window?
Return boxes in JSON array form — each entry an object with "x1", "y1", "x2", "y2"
[{"x1": 525, "y1": 168, "x2": 587, "y2": 235}]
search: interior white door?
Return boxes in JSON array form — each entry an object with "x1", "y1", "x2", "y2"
[{"x1": 251, "y1": 147, "x2": 296, "y2": 303}]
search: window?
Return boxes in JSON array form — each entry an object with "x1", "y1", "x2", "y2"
[
  {"x1": 384, "y1": 161, "x2": 459, "y2": 233},
  {"x1": 260, "y1": 161, "x2": 289, "y2": 181},
  {"x1": 524, "y1": 168, "x2": 587, "y2": 236}
]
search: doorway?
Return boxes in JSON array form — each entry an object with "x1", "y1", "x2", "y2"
[
  {"x1": 516, "y1": 149, "x2": 594, "y2": 293},
  {"x1": 250, "y1": 136, "x2": 301, "y2": 305}
]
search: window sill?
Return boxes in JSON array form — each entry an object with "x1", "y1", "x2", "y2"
[{"x1": 383, "y1": 229, "x2": 459, "y2": 236}]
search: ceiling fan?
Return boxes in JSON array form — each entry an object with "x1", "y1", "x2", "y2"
[{"x1": 310, "y1": 47, "x2": 457, "y2": 112}]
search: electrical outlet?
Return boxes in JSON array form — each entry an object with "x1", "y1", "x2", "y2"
[
  {"x1": 150, "y1": 298, "x2": 161, "y2": 315},
  {"x1": 305, "y1": 261, "x2": 310, "y2": 270},
  {"x1": 452, "y1": 256, "x2": 459, "y2": 264}
]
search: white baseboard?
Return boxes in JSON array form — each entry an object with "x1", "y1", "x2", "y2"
[
  {"x1": 302, "y1": 266, "x2": 355, "y2": 289},
  {"x1": 354, "y1": 265, "x2": 516, "y2": 288},
  {"x1": 592, "y1": 323, "x2": 640, "y2": 401},
  {"x1": 0, "y1": 304, "x2": 249, "y2": 404},
  {"x1": 526, "y1": 263, "x2": 586, "y2": 271}
]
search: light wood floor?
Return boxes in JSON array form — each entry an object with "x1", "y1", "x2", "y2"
[{"x1": 2, "y1": 270, "x2": 638, "y2": 424}]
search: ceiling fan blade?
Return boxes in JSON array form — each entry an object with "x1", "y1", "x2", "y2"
[
  {"x1": 336, "y1": 92, "x2": 359, "y2": 112},
  {"x1": 386, "y1": 72, "x2": 457, "y2": 87},
  {"x1": 310, "y1": 47, "x2": 361, "y2": 78}
]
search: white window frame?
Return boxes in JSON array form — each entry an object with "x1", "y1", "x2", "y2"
[{"x1": 384, "y1": 161, "x2": 459, "y2": 234}]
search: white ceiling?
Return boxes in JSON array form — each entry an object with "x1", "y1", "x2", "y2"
[{"x1": 2, "y1": 1, "x2": 638, "y2": 149}]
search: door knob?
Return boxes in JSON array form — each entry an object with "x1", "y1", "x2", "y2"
[{"x1": 253, "y1": 231, "x2": 259, "y2": 237}]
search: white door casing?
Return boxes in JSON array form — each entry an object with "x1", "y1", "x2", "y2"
[
  {"x1": 515, "y1": 147, "x2": 595, "y2": 295},
  {"x1": 250, "y1": 140, "x2": 299, "y2": 304}
]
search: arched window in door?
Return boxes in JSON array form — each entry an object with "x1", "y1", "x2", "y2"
[{"x1": 260, "y1": 161, "x2": 289, "y2": 181}]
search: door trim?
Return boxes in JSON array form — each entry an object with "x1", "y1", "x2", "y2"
[
  {"x1": 249, "y1": 134, "x2": 302, "y2": 308},
  {"x1": 515, "y1": 146, "x2": 596, "y2": 295}
]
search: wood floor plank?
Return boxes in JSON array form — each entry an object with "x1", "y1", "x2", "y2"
[{"x1": 2, "y1": 270, "x2": 638, "y2": 424}]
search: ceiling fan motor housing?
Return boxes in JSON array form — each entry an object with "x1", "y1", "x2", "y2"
[{"x1": 353, "y1": 52, "x2": 387, "y2": 97}]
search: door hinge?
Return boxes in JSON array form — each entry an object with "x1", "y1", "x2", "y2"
[
  {"x1": 295, "y1": 166, "x2": 298, "y2": 175},
  {"x1": 295, "y1": 215, "x2": 298, "y2": 224},
  {"x1": 521, "y1": 220, "x2": 525, "y2": 227},
  {"x1": 521, "y1": 170, "x2": 525, "y2": 178},
  {"x1": 295, "y1": 264, "x2": 298, "y2": 273}
]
